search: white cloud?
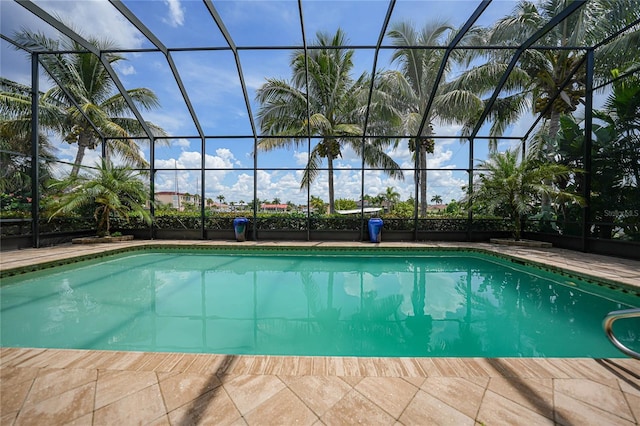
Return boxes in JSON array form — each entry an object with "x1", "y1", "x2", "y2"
[
  {"x1": 36, "y1": 1, "x2": 147, "y2": 49},
  {"x1": 174, "y1": 138, "x2": 191, "y2": 149},
  {"x1": 114, "y1": 63, "x2": 136, "y2": 76},
  {"x1": 163, "y1": 0, "x2": 185, "y2": 27},
  {"x1": 293, "y1": 151, "x2": 308, "y2": 166}
]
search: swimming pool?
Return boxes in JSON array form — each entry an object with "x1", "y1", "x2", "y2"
[{"x1": 1, "y1": 247, "x2": 638, "y2": 358}]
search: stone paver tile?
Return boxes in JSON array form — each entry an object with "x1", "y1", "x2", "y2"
[
  {"x1": 624, "y1": 392, "x2": 640, "y2": 424},
  {"x1": 279, "y1": 356, "x2": 301, "y2": 375},
  {"x1": 398, "y1": 357, "x2": 428, "y2": 377},
  {"x1": 326, "y1": 357, "x2": 345, "y2": 376},
  {"x1": 402, "y1": 376, "x2": 426, "y2": 388},
  {"x1": 420, "y1": 377, "x2": 487, "y2": 420},
  {"x1": 357, "y1": 357, "x2": 379, "y2": 376},
  {"x1": 228, "y1": 356, "x2": 256, "y2": 375},
  {"x1": 1, "y1": 375, "x2": 33, "y2": 414},
  {"x1": 168, "y1": 387, "x2": 242, "y2": 426},
  {"x1": 249, "y1": 356, "x2": 270, "y2": 374},
  {"x1": 166, "y1": 353, "x2": 198, "y2": 373},
  {"x1": 415, "y1": 358, "x2": 440, "y2": 376},
  {"x1": 95, "y1": 369, "x2": 158, "y2": 409},
  {"x1": 554, "y1": 378, "x2": 635, "y2": 422},
  {"x1": 15, "y1": 382, "x2": 95, "y2": 426},
  {"x1": 321, "y1": 389, "x2": 395, "y2": 425},
  {"x1": 281, "y1": 375, "x2": 354, "y2": 416},
  {"x1": 26, "y1": 368, "x2": 96, "y2": 405},
  {"x1": 548, "y1": 358, "x2": 618, "y2": 382},
  {"x1": 1, "y1": 410, "x2": 18, "y2": 426},
  {"x1": 297, "y1": 357, "x2": 313, "y2": 375},
  {"x1": 476, "y1": 390, "x2": 553, "y2": 426},
  {"x1": 615, "y1": 359, "x2": 640, "y2": 379},
  {"x1": 65, "y1": 412, "x2": 93, "y2": 426},
  {"x1": 264, "y1": 356, "x2": 286, "y2": 375},
  {"x1": 32, "y1": 350, "x2": 90, "y2": 369},
  {"x1": 374, "y1": 358, "x2": 410, "y2": 377},
  {"x1": 488, "y1": 377, "x2": 553, "y2": 419},
  {"x1": 354, "y1": 377, "x2": 418, "y2": 418},
  {"x1": 150, "y1": 353, "x2": 186, "y2": 372},
  {"x1": 210, "y1": 354, "x2": 238, "y2": 376},
  {"x1": 6, "y1": 350, "x2": 62, "y2": 369},
  {"x1": 615, "y1": 374, "x2": 640, "y2": 398},
  {"x1": 341, "y1": 357, "x2": 362, "y2": 376},
  {"x1": 338, "y1": 375, "x2": 363, "y2": 387},
  {"x1": 310, "y1": 357, "x2": 327, "y2": 376},
  {"x1": 146, "y1": 414, "x2": 170, "y2": 426},
  {"x1": 399, "y1": 389, "x2": 475, "y2": 426},
  {"x1": 244, "y1": 387, "x2": 319, "y2": 426},
  {"x1": 554, "y1": 390, "x2": 635, "y2": 426},
  {"x1": 93, "y1": 383, "x2": 166, "y2": 426},
  {"x1": 158, "y1": 371, "x2": 222, "y2": 412},
  {"x1": 0, "y1": 367, "x2": 39, "y2": 388},
  {"x1": 223, "y1": 375, "x2": 285, "y2": 415}
]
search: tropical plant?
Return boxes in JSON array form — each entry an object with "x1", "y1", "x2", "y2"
[
  {"x1": 310, "y1": 195, "x2": 326, "y2": 214},
  {"x1": 381, "y1": 186, "x2": 400, "y2": 212},
  {"x1": 487, "y1": 0, "x2": 640, "y2": 146},
  {"x1": 431, "y1": 194, "x2": 443, "y2": 205},
  {"x1": 256, "y1": 29, "x2": 403, "y2": 213},
  {"x1": 334, "y1": 198, "x2": 357, "y2": 210},
  {"x1": 552, "y1": 70, "x2": 640, "y2": 239},
  {"x1": 48, "y1": 159, "x2": 152, "y2": 236},
  {"x1": 471, "y1": 149, "x2": 584, "y2": 240},
  {"x1": 3, "y1": 30, "x2": 166, "y2": 178},
  {"x1": 0, "y1": 78, "x2": 58, "y2": 199},
  {"x1": 385, "y1": 20, "x2": 528, "y2": 217}
]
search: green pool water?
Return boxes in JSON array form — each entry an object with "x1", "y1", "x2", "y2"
[{"x1": 1, "y1": 248, "x2": 638, "y2": 357}]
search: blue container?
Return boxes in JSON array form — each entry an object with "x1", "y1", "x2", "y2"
[
  {"x1": 368, "y1": 218, "x2": 383, "y2": 243},
  {"x1": 233, "y1": 217, "x2": 249, "y2": 241}
]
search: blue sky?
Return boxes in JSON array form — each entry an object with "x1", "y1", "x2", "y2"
[{"x1": 0, "y1": 0, "x2": 604, "y2": 205}]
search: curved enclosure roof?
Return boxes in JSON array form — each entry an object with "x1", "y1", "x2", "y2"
[
  {"x1": 3, "y1": 0, "x2": 638, "y2": 142},
  {"x1": 1, "y1": 0, "x2": 639, "y2": 208}
]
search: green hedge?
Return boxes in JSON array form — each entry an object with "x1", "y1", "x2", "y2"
[{"x1": 1, "y1": 211, "x2": 517, "y2": 237}]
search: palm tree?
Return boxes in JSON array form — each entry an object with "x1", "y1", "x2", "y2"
[
  {"x1": 256, "y1": 29, "x2": 403, "y2": 213},
  {"x1": 217, "y1": 194, "x2": 225, "y2": 204},
  {"x1": 471, "y1": 149, "x2": 584, "y2": 240},
  {"x1": 0, "y1": 78, "x2": 62, "y2": 196},
  {"x1": 0, "y1": 79, "x2": 57, "y2": 197},
  {"x1": 5, "y1": 30, "x2": 165, "y2": 178},
  {"x1": 431, "y1": 194, "x2": 443, "y2": 205},
  {"x1": 310, "y1": 195, "x2": 326, "y2": 214},
  {"x1": 385, "y1": 20, "x2": 528, "y2": 217},
  {"x1": 49, "y1": 159, "x2": 152, "y2": 236},
  {"x1": 486, "y1": 1, "x2": 639, "y2": 217},
  {"x1": 381, "y1": 186, "x2": 400, "y2": 212},
  {"x1": 487, "y1": 0, "x2": 640, "y2": 144}
]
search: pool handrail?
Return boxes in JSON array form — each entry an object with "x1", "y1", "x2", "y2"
[{"x1": 603, "y1": 308, "x2": 640, "y2": 360}]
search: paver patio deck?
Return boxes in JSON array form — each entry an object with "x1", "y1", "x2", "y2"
[{"x1": 1, "y1": 241, "x2": 639, "y2": 425}]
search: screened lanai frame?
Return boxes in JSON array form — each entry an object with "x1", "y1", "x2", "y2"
[{"x1": 1, "y1": 0, "x2": 639, "y2": 253}]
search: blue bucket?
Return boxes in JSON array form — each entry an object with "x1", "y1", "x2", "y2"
[
  {"x1": 368, "y1": 218, "x2": 383, "y2": 243},
  {"x1": 233, "y1": 217, "x2": 249, "y2": 241}
]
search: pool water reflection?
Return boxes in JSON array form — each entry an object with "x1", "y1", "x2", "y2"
[{"x1": 1, "y1": 249, "x2": 638, "y2": 357}]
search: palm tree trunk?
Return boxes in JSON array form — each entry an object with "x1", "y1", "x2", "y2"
[
  {"x1": 70, "y1": 145, "x2": 86, "y2": 179},
  {"x1": 328, "y1": 156, "x2": 335, "y2": 214},
  {"x1": 71, "y1": 130, "x2": 97, "y2": 178},
  {"x1": 514, "y1": 214, "x2": 522, "y2": 241}
]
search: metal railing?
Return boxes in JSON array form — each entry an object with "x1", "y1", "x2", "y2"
[{"x1": 603, "y1": 308, "x2": 640, "y2": 359}]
